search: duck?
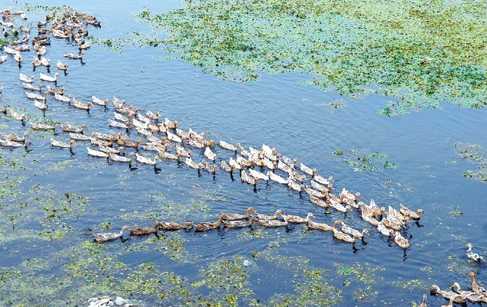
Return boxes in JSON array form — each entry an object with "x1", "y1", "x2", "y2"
[
  {"x1": 289, "y1": 171, "x2": 305, "y2": 183},
  {"x1": 194, "y1": 220, "x2": 221, "y2": 232},
  {"x1": 399, "y1": 204, "x2": 423, "y2": 221},
  {"x1": 136, "y1": 153, "x2": 160, "y2": 170},
  {"x1": 159, "y1": 151, "x2": 178, "y2": 161},
  {"x1": 466, "y1": 243, "x2": 484, "y2": 263},
  {"x1": 204, "y1": 146, "x2": 217, "y2": 161},
  {"x1": 236, "y1": 156, "x2": 253, "y2": 168},
  {"x1": 167, "y1": 131, "x2": 182, "y2": 143},
  {"x1": 310, "y1": 195, "x2": 330, "y2": 209},
  {"x1": 219, "y1": 140, "x2": 237, "y2": 153},
  {"x1": 219, "y1": 211, "x2": 251, "y2": 221},
  {"x1": 469, "y1": 272, "x2": 486, "y2": 295},
  {"x1": 222, "y1": 219, "x2": 252, "y2": 229},
  {"x1": 164, "y1": 118, "x2": 178, "y2": 129},
  {"x1": 91, "y1": 96, "x2": 109, "y2": 109},
  {"x1": 277, "y1": 160, "x2": 294, "y2": 174},
  {"x1": 240, "y1": 169, "x2": 257, "y2": 187},
  {"x1": 255, "y1": 217, "x2": 288, "y2": 228},
  {"x1": 249, "y1": 169, "x2": 269, "y2": 182},
  {"x1": 108, "y1": 153, "x2": 131, "y2": 163},
  {"x1": 129, "y1": 226, "x2": 158, "y2": 237},
  {"x1": 62, "y1": 123, "x2": 85, "y2": 134},
  {"x1": 14, "y1": 52, "x2": 22, "y2": 67},
  {"x1": 69, "y1": 133, "x2": 91, "y2": 142},
  {"x1": 392, "y1": 231, "x2": 410, "y2": 249},
  {"x1": 220, "y1": 160, "x2": 233, "y2": 173},
  {"x1": 310, "y1": 180, "x2": 330, "y2": 194},
  {"x1": 334, "y1": 220, "x2": 368, "y2": 241},
  {"x1": 0, "y1": 138, "x2": 28, "y2": 150},
  {"x1": 87, "y1": 147, "x2": 109, "y2": 158},
  {"x1": 25, "y1": 91, "x2": 45, "y2": 101},
  {"x1": 155, "y1": 221, "x2": 193, "y2": 231},
  {"x1": 313, "y1": 173, "x2": 332, "y2": 188},
  {"x1": 22, "y1": 83, "x2": 41, "y2": 92},
  {"x1": 339, "y1": 188, "x2": 359, "y2": 207},
  {"x1": 94, "y1": 226, "x2": 128, "y2": 243},
  {"x1": 4, "y1": 108, "x2": 27, "y2": 126},
  {"x1": 288, "y1": 180, "x2": 303, "y2": 193},
  {"x1": 56, "y1": 61, "x2": 68, "y2": 74},
  {"x1": 34, "y1": 99, "x2": 48, "y2": 111},
  {"x1": 109, "y1": 119, "x2": 128, "y2": 129},
  {"x1": 430, "y1": 285, "x2": 466, "y2": 305},
  {"x1": 267, "y1": 171, "x2": 288, "y2": 185},
  {"x1": 328, "y1": 195, "x2": 348, "y2": 213},
  {"x1": 64, "y1": 52, "x2": 83, "y2": 60},
  {"x1": 19, "y1": 73, "x2": 33, "y2": 83},
  {"x1": 307, "y1": 215, "x2": 334, "y2": 232},
  {"x1": 54, "y1": 93, "x2": 71, "y2": 103},
  {"x1": 31, "y1": 122, "x2": 56, "y2": 131},
  {"x1": 71, "y1": 99, "x2": 93, "y2": 112},
  {"x1": 201, "y1": 161, "x2": 217, "y2": 176},
  {"x1": 91, "y1": 137, "x2": 113, "y2": 147},
  {"x1": 450, "y1": 282, "x2": 485, "y2": 304},
  {"x1": 39, "y1": 72, "x2": 58, "y2": 84},
  {"x1": 275, "y1": 210, "x2": 311, "y2": 224},
  {"x1": 0, "y1": 54, "x2": 7, "y2": 64},
  {"x1": 299, "y1": 162, "x2": 315, "y2": 176},
  {"x1": 262, "y1": 144, "x2": 278, "y2": 161},
  {"x1": 97, "y1": 145, "x2": 121, "y2": 155},
  {"x1": 304, "y1": 186, "x2": 326, "y2": 199},
  {"x1": 332, "y1": 227, "x2": 356, "y2": 245},
  {"x1": 376, "y1": 221, "x2": 391, "y2": 237}
]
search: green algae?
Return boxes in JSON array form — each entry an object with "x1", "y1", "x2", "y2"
[
  {"x1": 455, "y1": 143, "x2": 487, "y2": 182},
  {"x1": 136, "y1": 0, "x2": 487, "y2": 115},
  {"x1": 336, "y1": 263, "x2": 384, "y2": 302},
  {"x1": 334, "y1": 149, "x2": 397, "y2": 172}
]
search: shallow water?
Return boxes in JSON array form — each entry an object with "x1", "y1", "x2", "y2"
[{"x1": 1, "y1": 0, "x2": 487, "y2": 306}]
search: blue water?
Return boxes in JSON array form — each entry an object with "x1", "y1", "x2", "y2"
[{"x1": 1, "y1": 0, "x2": 487, "y2": 305}]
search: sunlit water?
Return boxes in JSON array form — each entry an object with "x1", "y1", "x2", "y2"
[{"x1": 1, "y1": 0, "x2": 487, "y2": 306}]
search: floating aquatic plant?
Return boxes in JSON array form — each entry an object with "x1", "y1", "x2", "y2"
[
  {"x1": 455, "y1": 143, "x2": 487, "y2": 182},
  {"x1": 135, "y1": 0, "x2": 487, "y2": 115},
  {"x1": 334, "y1": 149, "x2": 397, "y2": 172}
]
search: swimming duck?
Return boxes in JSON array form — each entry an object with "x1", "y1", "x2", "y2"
[
  {"x1": 469, "y1": 272, "x2": 486, "y2": 295},
  {"x1": 334, "y1": 220, "x2": 367, "y2": 241},
  {"x1": 135, "y1": 153, "x2": 159, "y2": 171},
  {"x1": 92, "y1": 132, "x2": 118, "y2": 142},
  {"x1": 277, "y1": 160, "x2": 294, "y2": 174},
  {"x1": 56, "y1": 61, "x2": 68, "y2": 74},
  {"x1": 71, "y1": 99, "x2": 92, "y2": 112},
  {"x1": 392, "y1": 231, "x2": 410, "y2": 249},
  {"x1": 219, "y1": 211, "x2": 251, "y2": 222},
  {"x1": 201, "y1": 161, "x2": 217, "y2": 176},
  {"x1": 466, "y1": 243, "x2": 484, "y2": 263},
  {"x1": 129, "y1": 226, "x2": 158, "y2": 237},
  {"x1": 288, "y1": 180, "x2": 303, "y2": 193},
  {"x1": 108, "y1": 119, "x2": 128, "y2": 130},
  {"x1": 310, "y1": 180, "x2": 330, "y2": 194},
  {"x1": 332, "y1": 227, "x2": 356, "y2": 245},
  {"x1": 5, "y1": 108, "x2": 27, "y2": 126},
  {"x1": 69, "y1": 133, "x2": 91, "y2": 142},
  {"x1": 267, "y1": 171, "x2": 288, "y2": 185},
  {"x1": 450, "y1": 282, "x2": 485, "y2": 304},
  {"x1": 240, "y1": 169, "x2": 257, "y2": 187},
  {"x1": 14, "y1": 52, "x2": 22, "y2": 67},
  {"x1": 25, "y1": 91, "x2": 45, "y2": 101},
  {"x1": 430, "y1": 285, "x2": 466, "y2": 305},
  {"x1": 155, "y1": 221, "x2": 193, "y2": 231},
  {"x1": 399, "y1": 204, "x2": 423, "y2": 221},
  {"x1": 339, "y1": 188, "x2": 359, "y2": 207},
  {"x1": 33, "y1": 99, "x2": 48, "y2": 111},
  {"x1": 19, "y1": 73, "x2": 33, "y2": 83},
  {"x1": 0, "y1": 55, "x2": 7, "y2": 64},
  {"x1": 62, "y1": 124, "x2": 85, "y2": 134},
  {"x1": 223, "y1": 219, "x2": 252, "y2": 229},
  {"x1": 289, "y1": 171, "x2": 305, "y2": 183},
  {"x1": 262, "y1": 144, "x2": 278, "y2": 161},
  {"x1": 167, "y1": 131, "x2": 182, "y2": 143},
  {"x1": 299, "y1": 162, "x2": 315, "y2": 176},
  {"x1": 249, "y1": 169, "x2": 269, "y2": 182},
  {"x1": 204, "y1": 146, "x2": 217, "y2": 161},
  {"x1": 87, "y1": 147, "x2": 109, "y2": 158},
  {"x1": 194, "y1": 220, "x2": 221, "y2": 232},
  {"x1": 97, "y1": 145, "x2": 121, "y2": 155},
  {"x1": 275, "y1": 210, "x2": 311, "y2": 224},
  {"x1": 91, "y1": 137, "x2": 113, "y2": 148},
  {"x1": 39, "y1": 72, "x2": 58, "y2": 84},
  {"x1": 185, "y1": 157, "x2": 202, "y2": 174},
  {"x1": 304, "y1": 187, "x2": 327, "y2": 199},
  {"x1": 310, "y1": 195, "x2": 330, "y2": 209},
  {"x1": 236, "y1": 156, "x2": 253, "y2": 168},
  {"x1": 164, "y1": 118, "x2": 178, "y2": 130},
  {"x1": 376, "y1": 221, "x2": 391, "y2": 237},
  {"x1": 307, "y1": 215, "x2": 334, "y2": 232},
  {"x1": 313, "y1": 173, "x2": 332, "y2": 188},
  {"x1": 54, "y1": 93, "x2": 71, "y2": 103},
  {"x1": 94, "y1": 226, "x2": 128, "y2": 243},
  {"x1": 22, "y1": 83, "x2": 41, "y2": 92},
  {"x1": 228, "y1": 157, "x2": 242, "y2": 170},
  {"x1": 108, "y1": 153, "x2": 131, "y2": 163},
  {"x1": 64, "y1": 52, "x2": 83, "y2": 60},
  {"x1": 255, "y1": 217, "x2": 288, "y2": 228},
  {"x1": 328, "y1": 195, "x2": 348, "y2": 213},
  {"x1": 0, "y1": 138, "x2": 27, "y2": 150},
  {"x1": 91, "y1": 96, "x2": 109, "y2": 109},
  {"x1": 31, "y1": 122, "x2": 56, "y2": 131},
  {"x1": 219, "y1": 140, "x2": 237, "y2": 153},
  {"x1": 159, "y1": 151, "x2": 178, "y2": 161},
  {"x1": 220, "y1": 160, "x2": 233, "y2": 173}
]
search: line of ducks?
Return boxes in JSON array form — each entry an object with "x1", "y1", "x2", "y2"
[
  {"x1": 94, "y1": 207, "x2": 372, "y2": 250},
  {"x1": 428, "y1": 272, "x2": 487, "y2": 306},
  {"x1": 1, "y1": 7, "x2": 423, "y2": 251}
]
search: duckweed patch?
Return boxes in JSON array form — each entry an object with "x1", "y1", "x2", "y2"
[
  {"x1": 334, "y1": 149, "x2": 397, "y2": 172},
  {"x1": 336, "y1": 263, "x2": 384, "y2": 302},
  {"x1": 455, "y1": 143, "x2": 487, "y2": 182},
  {"x1": 136, "y1": 0, "x2": 487, "y2": 115}
]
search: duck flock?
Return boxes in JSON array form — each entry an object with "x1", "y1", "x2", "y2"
[
  {"x1": 0, "y1": 7, "x2": 425, "y2": 252},
  {"x1": 426, "y1": 272, "x2": 487, "y2": 306}
]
